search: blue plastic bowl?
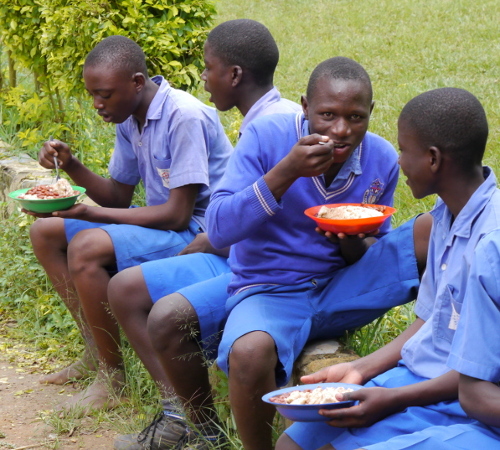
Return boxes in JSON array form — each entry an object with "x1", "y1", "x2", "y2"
[{"x1": 262, "y1": 382, "x2": 362, "y2": 422}]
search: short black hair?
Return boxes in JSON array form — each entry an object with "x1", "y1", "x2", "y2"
[
  {"x1": 399, "y1": 87, "x2": 488, "y2": 169},
  {"x1": 306, "y1": 57, "x2": 372, "y2": 101},
  {"x1": 84, "y1": 35, "x2": 149, "y2": 78},
  {"x1": 206, "y1": 19, "x2": 279, "y2": 86}
]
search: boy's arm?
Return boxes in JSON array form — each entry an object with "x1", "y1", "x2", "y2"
[
  {"x1": 320, "y1": 369, "x2": 459, "y2": 428},
  {"x1": 207, "y1": 131, "x2": 334, "y2": 249},
  {"x1": 52, "y1": 183, "x2": 199, "y2": 230},
  {"x1": 40, "y1": 139, "x2": 135, "y2": 207},
  {"x1": 459, "y1": 375, "x2": 500, "y2": 427},
  {"x1": 302, "y1": 318, "x2": 425, "y2": 387}
]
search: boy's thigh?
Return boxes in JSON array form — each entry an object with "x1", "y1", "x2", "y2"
[
  {"x1": 314, "y1": 218, "x2": 420, "y2": 337},
  {"x1": 217, "y1": 284, "x2": 318, "y2": 386},
  {"x1": 363, "y1": 422, "x2": 499, "y2": 450},
  {"x1": 177, "y1": 273, "x2": 233, "y2": 360},
  {"x1": 284, "y1": 367, "x2": 469, "y2": 450},
  {"x1": 64, "y1": 219, "x2": 199, "y2": 272},
  {"x1": 142, "y1": 253, "x2": 230, "y2": 303}
]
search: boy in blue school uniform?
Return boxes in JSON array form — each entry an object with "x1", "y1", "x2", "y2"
[
  {"x1": 27, "y1": 35, "x2": 232, "y2": 409},
  {"x1": 110, "y1": 19, "x2": 302, "y2": 448},
  {"x1": 276, "y1": 87, "x2": 500, "y2": 450},
  {"x1": 358, "y1": 228, "x2": 500, "y2": 449},
  {"x1": 120, "y1": 57, "x2": 432, "y2": 450}
]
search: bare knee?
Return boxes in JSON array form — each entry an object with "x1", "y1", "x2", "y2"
[
  {"x1": 30, "y1": 217, "x2": 67, "y2": 251},
  {"x1": 67, "y1": 229, "x2": 115, "y2": 275},
  {"x1": 147, "y1": 293, "x2": 198, "y2": 352},
  {"x1": 108, "y1": 266, "x2": 149, "y2": 317},
  {"x1": 229, "y1": 331, "x2": 277, "y2": 383}
]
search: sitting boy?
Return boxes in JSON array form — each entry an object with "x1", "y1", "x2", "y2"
[
  {"x1": 27, "y1": 35, "x2": 232, "y2": 408},
  {"x1": 276, "y1": 87, "x2": 500, "y2": 450},
  {"x1": 346, "y1": 228, "x2": 500, "y2": 449},
  {"x1": 107, "y1": 17, "x2": 301, "y2": 421},
  {"x1": 115, "y1": 57, "x2": 433, "y2": 450}
]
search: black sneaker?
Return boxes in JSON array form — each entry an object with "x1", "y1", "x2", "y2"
[{"x1": 114, "y1": 411, "x2": 193, "y2": 449}]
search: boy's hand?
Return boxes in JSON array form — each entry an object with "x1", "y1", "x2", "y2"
[
  {"x1": 39, "y1": 138, "x2": 73, "y2": 171},
  {"x1": 20, "y1": 203, "x2": 89, "y2": 219},
  {"x1": 301, "y1": 362, "x2": 364, "y2": 385},
  {"x1": 285, "y1": 134, "x2": 334, "y2": 179},
  {"x1": 319, "y1": 386, "x2": 401, "y2": 428}
]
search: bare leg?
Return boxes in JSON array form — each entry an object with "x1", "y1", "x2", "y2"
[
  {"x1": 30, "y1": 218, "x2": 97, "y2": 385},
  {"x1": 59, "y1": 228, "x2": 125, "y2": 413},
  {"x1": 228, "y1": 331, "x2": 278, "y2": 450},
  {"x1": 147, "y1": 293, "x2": 215, "y2": 423},
  {"x1": 108, "y1": 266, "x2": 174, "y2": 398}
]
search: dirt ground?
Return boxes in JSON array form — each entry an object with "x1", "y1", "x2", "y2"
[{"x1": 0, "y1": 347, "x2": 116, "y2": 449}]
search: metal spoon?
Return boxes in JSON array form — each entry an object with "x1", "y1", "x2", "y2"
[{"x1": 50, "y1": 136, "x2": 60, "y2": 182}]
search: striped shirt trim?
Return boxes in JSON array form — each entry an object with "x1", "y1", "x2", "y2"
[{"x1": 253, "y1": 181, "x2": 275, "y2": 217}]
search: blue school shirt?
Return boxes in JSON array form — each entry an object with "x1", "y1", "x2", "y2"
[
  {"x1": 206, "y1": 112, "x2": 399, "y2": 295},
  {"x1": 447, "y1": 227, "x2": 500, "y2": 382},
  {"x1": 239, "y1": 87, "x2": 301, "y2": 136},
  {"x1": 108, "y1": 76, "x2": 232, "y2": 229},
  {"x1": 401, "y1": 167, "x2": 500, "y2": 379}
]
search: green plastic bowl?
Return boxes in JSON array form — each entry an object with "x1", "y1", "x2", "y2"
[{"x1": 8, "y1": 185, "x2": 86, "y2": 213}]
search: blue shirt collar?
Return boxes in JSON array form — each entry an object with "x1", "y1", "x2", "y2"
[
  {"x1": 240, "y1": 87, "x2": 281, "y2": 136},
  {"x1": 143, "y1": 75, "x2": 171, "y2": 126},
  {"x1": 432, "y1": 166, "x2": 497, "y2": 239}
]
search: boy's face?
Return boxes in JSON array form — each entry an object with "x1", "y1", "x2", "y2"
[
  {"x1": 83, "y1": 64, "x2": 142, "y2": 124},
  {"x1": 201, "y1": 42, "x2": 236, "y2": 112},
  {"x1": 302, "y1": 78, "x2": 373, "y2": 165},
  {"x1": 397, "y1": 119, "x2": 435, "y2": 199}
]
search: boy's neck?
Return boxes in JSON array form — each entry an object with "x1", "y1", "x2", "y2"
[
  {"x1": 440, "y1": 165, "x2": 485, "y2": 219},
  {"x1": 237, "y1": 84, "x2": 274, "y2": 117},
  {"x1": 133, "y1": 79, "x2": 160, "y2": 130}
]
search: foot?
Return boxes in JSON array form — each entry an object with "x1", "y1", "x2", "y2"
[
  {"x1": 114, "y1": 411, "x2": 192, "y2": 450},
  {"x1": 57, "y1": 369, "x2": 126, "y2": 416},
  {"x1": 39, "y1": 352, "x2": 97, "y2": 385}
]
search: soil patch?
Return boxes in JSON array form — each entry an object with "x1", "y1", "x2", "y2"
[{"x1": 0, "y1": 345, "x2": 116, "y2": 449}]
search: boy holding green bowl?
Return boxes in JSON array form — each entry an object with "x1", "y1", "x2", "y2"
[{"x1": 24, "y1": 35, "x2": 232, "y2": 405}]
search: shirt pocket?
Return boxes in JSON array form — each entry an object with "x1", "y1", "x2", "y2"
[
  {"x1": 153, "y1": 157, "x2": 172, "y2": 189},
  {"x1": 436, "y1": 284, "x2": 462, "y2": 343}
]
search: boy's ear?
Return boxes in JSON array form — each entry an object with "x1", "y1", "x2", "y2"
[
  {"x1": 301, "y1": 95, "x2": 309, "y2": 119},
  {"x1": 231, "y1": 66, "x2": 243, "y2": 87},
  {"x1": 132, "y1": 73, "x2": 146, "y2": 92},
  {"x1": 429, "y1": 146, "x2": 442, "y2": 173},
  {"x1": 370, "y1": 100, "x2": 375, "y2": 115}
]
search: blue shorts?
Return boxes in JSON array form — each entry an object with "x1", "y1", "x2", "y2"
[
  {"x1": 364, "y1": 421, "x2": 500, "y2": 450},
  {"x1": 180, "y1": 217, "x2": 420, "y2": 385},
  {"x1": 141, "y1": 253, "x2": 230, "y2": 303},
  {"x1": 285, "y1": 365, "x2": 472, "y2": 450},
  {"x1": 64, "y1": 218, "x2": 201, "y2": 272}
]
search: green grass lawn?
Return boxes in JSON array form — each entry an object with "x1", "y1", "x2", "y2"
[
  {"x1": 1, "y1": 0, "x2": 499, "y2": 447},
  {"x1": 213, "y1": 0, "x2": 500, "y2": 223}
]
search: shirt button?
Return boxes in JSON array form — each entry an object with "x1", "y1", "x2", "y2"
[
  {"x1": 138, "y1": 141, "x2": 142, "y2": 146},
  {"x1": 441, "y1": 263, "x2": 447, "y2": 270}
]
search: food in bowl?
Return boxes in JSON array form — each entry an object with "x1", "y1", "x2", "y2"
[
  {"x1": 317, "y1": 204, "x2": 386, "y2": 220},
  {"x1": 304, "y1": 203, "x2": 396, "y2": 235},
  {"x1": 270, "y1": 386, "x2": 354, "y2": 405},
  {"x1": 18, "y1": 179, "x2": 78, "y2": 200}
]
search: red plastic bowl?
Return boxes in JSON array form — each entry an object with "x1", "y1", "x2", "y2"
[{"x1": 304, "y1": 203, "x2": 396, "y2": 235}]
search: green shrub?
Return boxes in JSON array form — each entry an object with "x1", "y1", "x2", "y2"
[{"x1": 0, "y1": 0, "x2": 216, "y2": 158}]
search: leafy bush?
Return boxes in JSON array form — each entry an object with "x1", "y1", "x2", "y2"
[{"x1": 0, "y1": 0, "x2": 216, "y2": 157}]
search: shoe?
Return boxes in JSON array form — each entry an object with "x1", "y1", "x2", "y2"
[
  {"x1": 114, "y1": 411, "x2": 193, "y2": 449},
  {"x1": 183, "y1": 431, "x2": 227, "y2": 450}
]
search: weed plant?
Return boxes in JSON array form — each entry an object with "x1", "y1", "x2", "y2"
[{"x1": 1, "y1": 0, "x2": 500, "y2": 448}]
